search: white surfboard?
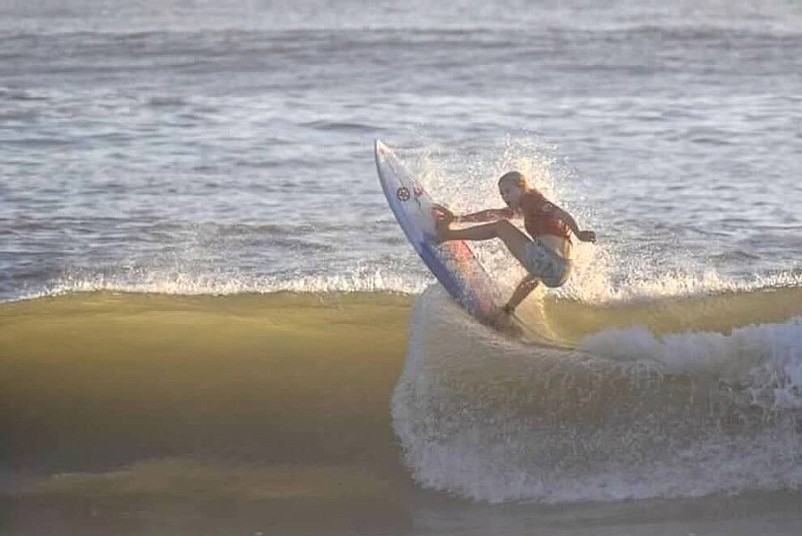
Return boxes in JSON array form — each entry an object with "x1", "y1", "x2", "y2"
[{"x1": 375, "y1": 139, "x2": 509, "y2": 327}]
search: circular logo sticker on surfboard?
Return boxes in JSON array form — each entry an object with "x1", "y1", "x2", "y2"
[{"x1": 396, "y1": 187, "x2": 411, "y2": 201}]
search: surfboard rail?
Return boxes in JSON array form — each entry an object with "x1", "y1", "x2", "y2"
[{"x1": 375, "y1": 140, "x2": 502, "y2": 321}]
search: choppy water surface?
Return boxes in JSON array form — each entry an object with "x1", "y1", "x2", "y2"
[{"x1": 3, "y1": 0, "x2": 802, "y2": 301}]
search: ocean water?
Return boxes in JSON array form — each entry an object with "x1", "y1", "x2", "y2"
[{"x1": 2, "y1": 0, "x2": 802, "y2": 535}]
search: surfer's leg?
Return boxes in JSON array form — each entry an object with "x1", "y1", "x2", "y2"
[
  {"x1": 440, "y1": 220, "x2": 531, "y2": 267},
  {"x1": 505, "y1": 274, "x2": 541, "y2": 311},
  {"x1": 439, "y1": 221, "x2": 499, "y2": 241},
  {"x1": 492, "y1": 220, "x2": 535, "y2": 268}
]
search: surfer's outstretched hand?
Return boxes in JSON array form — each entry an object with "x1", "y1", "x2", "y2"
[
  {"x1": 432, "y1": 204, "x2": 456, "y2": 224},
  {"x1": 432, "y1": 205, "x2": 456, "y2": 243}
]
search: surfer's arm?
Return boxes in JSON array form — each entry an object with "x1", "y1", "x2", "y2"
[
  {"x1": 503, "y1": 275, "x2": 540, "y2": 314},
  {"x1": 432, "y1": 205, "x2": 514, "y2": 225},
  {"x1": 547, "y1": 204, "x2": 597, "y2": 243}
]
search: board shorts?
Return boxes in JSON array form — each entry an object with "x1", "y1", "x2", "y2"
[{"x1": 523, "y1": 238, "x2": 572, "y2": 288}]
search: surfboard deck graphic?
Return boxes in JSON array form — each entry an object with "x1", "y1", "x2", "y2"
[{"x1": 375, "y1": 139, "x2": 512, "y2": 330}]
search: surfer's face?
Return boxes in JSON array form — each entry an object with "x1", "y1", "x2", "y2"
[{"x1": 498, "y1": 180, "x2": 523, "y2": 208}]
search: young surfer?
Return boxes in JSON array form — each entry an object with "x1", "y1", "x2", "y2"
[{"x1": 433, "y1": 171, "x2": 596, "y2": 316}]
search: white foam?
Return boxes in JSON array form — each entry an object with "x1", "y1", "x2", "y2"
[
  {"x1": 582, "y1": 317, "x2": 802, "y2": 410},
  {"x1": 10, "y1": 266, "x2": 428, "y2": 302},
  {"x1": 392, "y1": 286, "x2": 802, "y2": 504}
]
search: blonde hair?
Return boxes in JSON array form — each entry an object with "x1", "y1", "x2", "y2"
[{"x1": 497, "y1": 171, "x2": 527, "y2": 188}]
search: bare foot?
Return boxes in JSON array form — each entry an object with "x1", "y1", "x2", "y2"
[
  {"x1": 490, "y1": 309, "x2": 523, "y2": 337},
  {"x1": 432, "y1": 205, "x2": 455, "y2": 243}
]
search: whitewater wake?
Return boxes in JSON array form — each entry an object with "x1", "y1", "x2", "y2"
[{"x1": 392, "y1": 285, "x2": 802, "y2": 504}]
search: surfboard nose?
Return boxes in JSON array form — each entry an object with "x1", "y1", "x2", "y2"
[{"x1": 375, "y1": 139, "x2": 388, "y2": 157}]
